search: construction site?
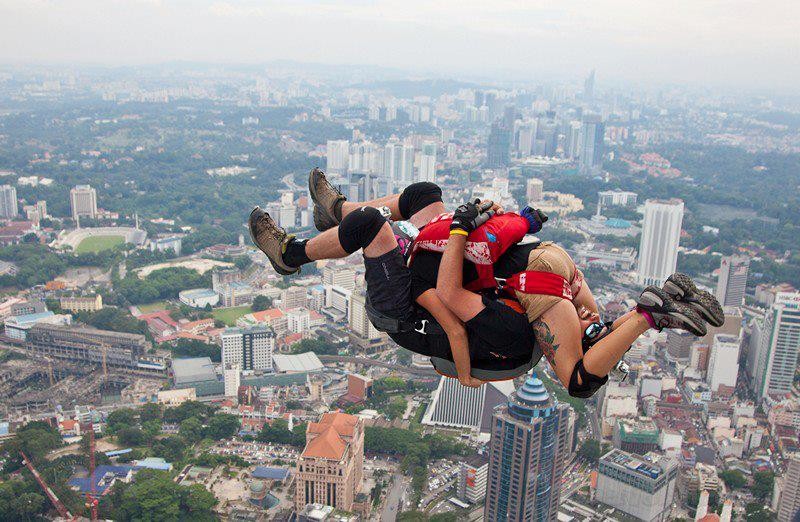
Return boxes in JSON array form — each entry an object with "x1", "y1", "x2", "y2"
[{"x1": 0, "y1": 323, "x2": 168, "y2": 413}]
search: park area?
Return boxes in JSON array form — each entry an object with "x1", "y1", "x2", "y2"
[
  {"x1": 212, "y1": 305, "x2": 252, "y2": 326},
  {"x1": 75, "y1": 235, "x2": 124, "y2": 254}
]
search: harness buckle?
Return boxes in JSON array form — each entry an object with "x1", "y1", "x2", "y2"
[{"x1": 414, "y1": 319, "x2": 429, "y2": 335}]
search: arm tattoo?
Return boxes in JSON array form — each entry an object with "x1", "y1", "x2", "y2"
[{"x1": 532, "y1": 319, "x2": 560, "y2": 368}]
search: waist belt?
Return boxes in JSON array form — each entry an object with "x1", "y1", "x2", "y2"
[{"x1": 365, "y1": 295, "x2": 444, "y2": 336}]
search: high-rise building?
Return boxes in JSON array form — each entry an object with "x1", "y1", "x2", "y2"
[
  {"x1": 418, "y1": 141, "x2": 436, "y2": 183},
  {"x1": 281, "y1": 286, "x2": 308, "y2": 311},
  {"x1": 348, "y1": 287, "x2": 386, "y2": 350},
  {"x1": 598, "y1": 189, "x2": 638, "y2": 209},
  {"x1": 637, "y1": 199, "x2": 685, "y2": 287},
  {"x1": 484, "y1": 375, "x2": 570, "y2": 522},
  {"x1": 423, "y1": 377, "x2": 515, "y2": 432},
  {"x1": 612, "y1": 417, "x2": 660, "y2": 455},
  {"x1": 594, "y1": 449, "x2": 678, "y2": 522},
  {"x1": 70, "y1": 185, "x2": 98, "y2": 221},
  {"x1": 706, "y1": 334, "x2": 741, "y2": 392},
  {"x1": 295, "y1": 412, "x2": 364, "y2": 512},
  {"x1": 715, "y1": 255, "x2": 750, "y2": 307},
  {"x1": 223, "y1": 363, "x2": 241, "y2": 398},
  {"x1": 383, "y1": 141, "x2": 414, "y2": 191},
  {"x1": 526, "y1": 178, "x2": 544, "y2": 203},
  {"x1": 457, "y1": 456, "x2": 489, "y2": 504},
  {"x1": 578, "y1": 114, "x2": 604, "y2": 174},
  {"x1": 516, "y1": 123, "x2": 535, "y2": 157},
  {"x1": 565, "y1": 121, "x2": 582, "y2": 159},
  {"x1": 0, "y1": 185, "x2": 18, "y2": 219},
  {"x1": 486, "y1": 122, "x2": 511, "y2": 167},
  {"x1": 221, "y1": 326, "x2": 275, "y2": 371},
  {"x1": 750, "y1": 292, "x2": 800, "y2": 399},
  {"x1": 584, "y1": 69, "x2": 596, "y2": 99},
  {"x1": 778, "y1": 453, "x2": 800, "y2": 522},
  {"x1": 322, "y1": 265, "x2": 355, "y2": 291},
  {"x1": 326, "y1": 139, "x2": 350, "y2": 174}
]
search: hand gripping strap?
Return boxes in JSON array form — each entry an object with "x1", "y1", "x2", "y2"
[{"x1": 503, "y1": 270, "x2": 573, "y2": 300}]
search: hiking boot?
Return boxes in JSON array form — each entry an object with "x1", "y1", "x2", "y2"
[
  {"x1": 309, "y1": 167, "x2": 346, "y2": 232},
  {"x1": 637, "y1": 286, "x2": 707, "y2": 336},
  {"x1": 662, "y1": 273, "x2": 725, "y2": 327},
  {"x1": 248, "y1": 206, "x2": 300, "y2": 275}
]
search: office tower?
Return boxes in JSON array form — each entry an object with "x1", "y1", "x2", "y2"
[
  {"x1": 584, "y1": 69, "x2": 596, "y2": 99},
  {"x1": 70, "y1": 185, "x2": 98, "y2": 221},
  {"x1": 526, "y1": 178, "x2": 544, "y2": 203},
  {"x1": 486, "y1": 122, "x2": 511, "y2": 167},
  {"x1": 706, "y1": 334, "x2": 741, "y2": 392},
  {"x1": 423, "y1": 377, "x2": 514, "y2": 432},
  {"x1": 503, "y1": 104, "x2": 517, "y2": 130},
  {"x1": 221, "y1": 326, "x2": 275, "y2": 371},
  {"x1": 517, "y1": 124, "x2": 535, "y2": 157},
  {"x1": 750, "y1": 292, "x2": 800, "y2": 399},
  {"x1": 666, "y1": 331, "x2": 694, "y2": 360},
  {"x1": 715, "y1": 255, "x2": 750, "y2": 307},
  {"x1": 287, "y1": 308, "x2": 310, "y2": 333},
  {"x1": 637, "y1": 199, "x2": 684, "y2": 287},
  {"x1": 578, "y1": 114, "x2": 605, "y2": 174},
  {"x1": 565, "y1": 121, "x2": 582, "y2": 159},
  {"x1": 326, "y1": 139, "x2": 350, "y2": 174},
  {"x1": 537, "y1": 118, "x2": 558, "y2": 158},
  {"x1": 418, "y1": 141, "x2": 437, "y2": 183},
  {"x1": 595, "y1": 449, "x2": 678, "y2": 522},
  {"x1": 598, "y1": 189, "x2": 638, "y2": 208},
  {"x1": 457, "y1": 457, "x2": 489, "y2": 504},
  {"x1": 484, "y1": 375, "x2": 570, "y2": 522},
  {"x1": 0, "y1": 185, "x2": 17, "y2": 219},
  {"x1": 281, "y1": 286, "x2": 308, "y2": 311},
  {"x1": 383, "y1": 141, "x2": 414, "y2": 191},
  {"x1": 778, "y1": 453, "x2": 800, "y2": 522},
  {"x1": 322, "y1": 264, "x2": 355, "y2": 291},
  {"x1": 348, "y1": 287, "x2": 385, "y2": 349},
  {"x1": 295, "y1": 412, "x2": 364, "y2": 512},
  {"x1": 474, "y1": 90, "x2": 485, "y2": 108},
  {"x1": 223, "y1": 364, "x2": 241, "y2": 398}
]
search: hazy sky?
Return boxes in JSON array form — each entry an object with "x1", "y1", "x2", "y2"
[{"x1": 1, "y1": 0, "x2": 798, "y2": 92}]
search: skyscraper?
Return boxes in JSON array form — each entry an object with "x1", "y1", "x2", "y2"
[
  {"x1": 423, "y1": 377, "x2": 515, "y2": 432},
  {"x1": 750, "y1": 292, "x2": 800, "y2": 399},
  {"x1": 526, "y1": 178, "x2": 544, "y2": 204},
  {"x1": 221, "y1": 326, "x2": 275, "y2": 371},
  {"x1": 70, "y1": 184, "x2": 98, "y2": 221},
  {"x1": 637, "y1": 199, "x2": 684, "y2": 287},
  {"x1": 326, "y1": 139, "x2": 350, "y2": 174},
  {"x1": 595, "y1": 449, "x2": 678, "y2": 522},
  {"x1": 418, "y1": 141, "x2": 437, "y2": 183},
  {"x1": 778, "y1": 453, "x2": 800, "y2": 522},
  {"x1": 484, "y1": 375, "x2": 570, "y2": 522},
  {"x1": 486, "y1": 122, "x2": 511, "y2": 167},
  {"x1": 383, "y1": 141, "x2": 414, "y2": 191},
  {"x1": 0, "y1": 185, "x2": 18, "y2": 219},
  {"x1": 706, "y1": 334, "x2": 741, "y2": 392},
  {"x1": 295, "y1": 412, "x2": 364, "y2": 512},
  {"x1": 578, "y1": 114, "x2": 604, "y2": 174},
  {"x1": 715, "y1": 255, "x2": 750, "y2": 307},
  {"x1": 565, "y1": 121, "x2": 582, "y2": 159},
  {"x1": 584, "y1": 69, "x2": 596, "y2": 99}
]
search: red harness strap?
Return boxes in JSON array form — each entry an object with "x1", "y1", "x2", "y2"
[{"x1": 501, "y1": 270, "x2": 574, "y2": 300}]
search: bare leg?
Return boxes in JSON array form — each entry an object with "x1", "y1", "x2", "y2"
[
  {"x1": 341, "y1": 195, "x2": 402, "y2": 219},
  {"x1": 304, "y1": 222, "x2": 399, "y2": 261}
]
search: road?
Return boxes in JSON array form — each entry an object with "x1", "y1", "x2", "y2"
[
  {"x1": 380, "y1": 473, "x2": 407, "y2": 522},
  {"x1": 282, "y1": 173, "x2": 303, "y2": 192},
  {"x1": 318, "y1": 355, "x2": 439, "y2": 377}
]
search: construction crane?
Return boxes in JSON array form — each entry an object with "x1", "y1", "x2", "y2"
[
  {"x1": 20, "y1": 450, "x2": 73, "y2": 520},
  {"x1": 80, "y1": 421, "x2": 100, "y2": 522}
]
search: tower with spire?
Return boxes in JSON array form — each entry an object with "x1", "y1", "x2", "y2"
[{"x1": 484, "y1": 374, "x2": 572, "y2": 522}]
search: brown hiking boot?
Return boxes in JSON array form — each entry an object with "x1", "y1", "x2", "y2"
[
  {"x1": 248, "y1": 207, "x2": 299, "y2": 275},
  {"x1": 309, "y1": 167, "x2": 346, "y2": 232}
]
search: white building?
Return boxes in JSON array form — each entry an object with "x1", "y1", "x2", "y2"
[
  {"x1": 417, "y1": 142, "x2": 436, "y2": 183},
  {"x1": 150, "y1": 236, "x2": 182, "y2": 256},
  {"x1": 286, "y1": 308, "x2": 310, "y2": 334},
  {"x1": 706, "y1": 334, "x2": 741, "y2": 392},
  {"x1": 280, "y1": 286, "x2": 308, "y2": 311},
  {"x1": 422, "y1": 377, "x2": 514, "y2": 432},
  {"x1": 179, "y1": 288, "x2": 220, "y2": 308},
  {"x1": 637, "y1": 199, "x2": 684, "y2": 286},
  {"x1": 598, "y1": 189, "x2": 638, "y2": 208},
  {"x1": 0, "y1": 185, "x2": 17, "y2": 219},
  {"x1": 716, "y1": 255, "x2": 750, "y2": 307},
  {"x1": 325, "y1": 285, "x2": 351, "y2": 315},
  {"x1": 457, "y1": 458, "x2": 488, "y2": 504},
  {"x1": 326, "y1": 139, "x2": 350, "y2": 174},
  {"x1": 322, "y1": 265, "x2": 356, "y2": 291},
  {"x1": 348, "y1": 288, "x2": 383, "y2": 341},
  {"x1": 70, "y1": 184, "x2": 98, "y2": 221},
  {"x1": 221, "y1": 326, "x2": 275, "y2": 371},
  {"x1": 778, "y1": 453, "x2": 800, "y2": 522},
  {"x1": 751, "y1": 292, "x2": 800, "y2": 399},
  {"x1": 223, "y1": 364, "x2": 241, "y2": 398},
  {"x1": 526, "y1": 178, "x2": 544, "y2": 203}
]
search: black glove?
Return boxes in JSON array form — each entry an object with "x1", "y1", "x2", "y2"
[
  {"x1": 451, "y1": 199, "x2": 495, "y2": 235},
  {"x1": 521, "y1": 206, "x2": 548, "y2": 234}
]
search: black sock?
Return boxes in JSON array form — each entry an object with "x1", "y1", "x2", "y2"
[{"x1": 282, "y1": 238, "x2": 312, "y2": 268}]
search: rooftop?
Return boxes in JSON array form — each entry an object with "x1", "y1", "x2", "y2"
[
  {"x1": 171, "y1": 357, "x2": 217, "y2": 384},
  {"x1": 273, "y1": 352, "x2": 323, "y2": 373},
  {"x1": 302, "y1": 412, "x2": 359, "y2": 461}
]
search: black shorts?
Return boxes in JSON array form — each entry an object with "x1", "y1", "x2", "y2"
[{"x1": 364, "y1": 247, "x2": 414, "y2": 321}]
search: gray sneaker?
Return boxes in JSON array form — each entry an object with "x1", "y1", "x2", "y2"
[
  {"x1": 637, "y1": 286, "x2": 707, "y2": 336},
  {"x1": 662, "y1": 273, "x2": 725, "y2": 327},
  {"x1": 248, "y1": 206, "x2": 299, "y2": 275},
  {"x1": 309, "y1": 167, "x2": 346, "y2": 232}
]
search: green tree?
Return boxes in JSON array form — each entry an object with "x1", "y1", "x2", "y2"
[
  {"x1": 139, "y1": 403, "x2": 163, "y2": 423},
  {"x1": 578, "y1": 439, "x2": 601, "y2": 462},
  {"x1": 745, "y1": 502, "x2": 776, "y2": 521},
  {"x1": 251, "y1": 295, "x2": 272, "y2": 312},
  {"x1": 109, "y1": 469, "x2": 215, "y2": 521},
  {"x1": 753, "y1": 471, "x2": 775, "y2": 500},
  {"x1": 0, "y1": 480, "x2": 46, "y2": 521},
  {"x1": 179, "y1": 417, "x2": 204, "y2": 444},
  {"x1": 106, "y1": 408, "x2": 137, "y2": 434},
  {"x1": 116, "y1": 427, "x2": 147, "y2": 447},
  {"x1": 720, "y1": 469, "x2": 747, "y2": 490},
  {"x1": 203, "y1": 414, "x2": 240, "y2": 440}
]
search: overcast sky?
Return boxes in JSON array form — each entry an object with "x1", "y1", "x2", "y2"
[{"x1": 1, "y1": 0, "x2": 798, "y2": 92}]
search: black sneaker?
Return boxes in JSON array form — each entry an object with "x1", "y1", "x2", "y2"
[
  {"x1": 248, "y1": 207, "x2": 300, "y2": 276},
  {"x1": 637, "y1": 286, "x2": 707, "y2": 336},
  {"x1": 309, "y1": 167, "x2": 346, "y2": 232},
  {"x1": 662, "y1": 273, "x2": 725, "y2": 327}
]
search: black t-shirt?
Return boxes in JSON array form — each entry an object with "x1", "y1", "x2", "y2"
[{"x1": 391, "y1": 241, "x2": 542, "y2": 370}]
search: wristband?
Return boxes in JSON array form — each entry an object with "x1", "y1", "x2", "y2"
[{"x1": 449, "y1": 229, "x2": 469, "y2": 237}]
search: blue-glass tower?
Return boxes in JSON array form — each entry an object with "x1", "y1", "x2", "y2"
[{"x1": 484, "y1": 374, "x2": 571, "y2": 522}]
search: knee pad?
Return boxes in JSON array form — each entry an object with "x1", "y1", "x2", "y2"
[
  {"x1": 568, "y1": 359, "x2": 608, "y2": 398},
  {"x1": 398, "y1": 182, "x2": 443, "y2": 219},
  {"x1": 338, "y1": 206, "x2": 386, "y2": 254}
]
